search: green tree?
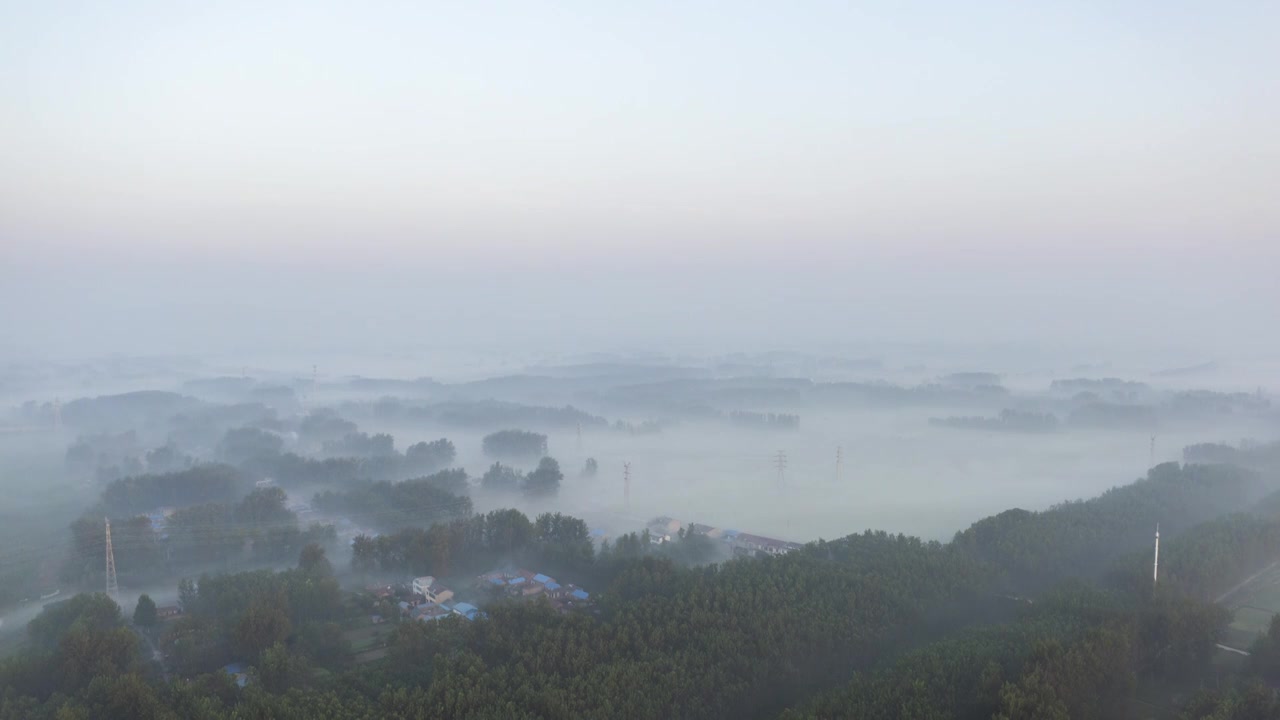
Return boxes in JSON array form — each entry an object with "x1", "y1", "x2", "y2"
[
  {"x1": 481, "y1": 462, "x2": 522, "y2": 493},
  {"x1": 298, "y1": 544, "x2": 332, "y2": 576},
  {"x1": 133, "y1": 594, "x2": 158, "y2": 627},
  {"x1": 233, "y1": 593, "x2": 292, "y2": 661},
  {"x1": 523, "y1": 457, "x2": 563, "y2": 498}
]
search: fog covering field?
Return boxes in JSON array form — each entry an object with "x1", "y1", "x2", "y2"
[
  {"x1": 0, "y1": 347, "x2": 1278, "y2": 718},
  {"x1": 2, "y1": 351, "x2": 1275, "y2": 554}
]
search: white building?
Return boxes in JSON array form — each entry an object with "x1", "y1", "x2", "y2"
[{"x1": 412, "y1": 576, "x2": 454, "y2": 604}]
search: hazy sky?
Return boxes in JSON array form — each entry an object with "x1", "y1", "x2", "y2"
[{"x1": 2, "y1": 1, "x2": 1277, "y2": 359}]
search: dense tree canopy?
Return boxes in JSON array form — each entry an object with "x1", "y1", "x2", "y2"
[
  {"x1": 481, "y1": 429, "x2": 548, "y2": 461},
  {"x1": 8, "y1": 454, "x2": 1280, "y2": 719}
]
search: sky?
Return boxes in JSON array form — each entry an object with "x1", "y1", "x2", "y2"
[{"x1": 1, "y1": 1, "x2": 1277, "y2": 360}]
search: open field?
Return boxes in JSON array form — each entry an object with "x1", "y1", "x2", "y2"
[
  {"x1": 1221, "y1": 563, "x2": 1280, "y2": 648},
  {"x1": 344, "y1": 622, "x2": 387, "y2": 655}
]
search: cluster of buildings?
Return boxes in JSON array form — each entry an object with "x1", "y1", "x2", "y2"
[
  {"x1": 647, "y1": 517, "x2": 805, "y2": 557},
  {"x1": 366, "y1": 568, "x2": 594, "y2": 624},
  {"x1": 368, "y1": 576, "x2": 482, "y2": 623},
  {"x1": 145, "y1": 508, "x2": 176, "y2": 540},
  {"x1": 476, "y1": 569, "x2": 592, "y2": 613}
]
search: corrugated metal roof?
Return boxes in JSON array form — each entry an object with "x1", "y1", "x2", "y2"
[
  {"x1": 532, "y1": 573, "x2": 552, "y2": 583},
  {"x1": 571, "y1": 589, "x2": 589, "y2": 600}
]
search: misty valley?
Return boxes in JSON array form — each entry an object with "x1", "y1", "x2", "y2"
[{"x1": 0, "y1": 355, "x2": 1277, "y2": 718}]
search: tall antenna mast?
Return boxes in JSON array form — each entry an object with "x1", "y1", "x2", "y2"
[
  {"x1": 835, "y1": 445, "x2": 843, "y2": 483},
  {"x1": 576, "y1": 423, "x2": 582, "y2": 452},
  {"x1": 1153, "y1": 523, "x2": 1160, "y2": 586},
  {"x1": 623, "y1": 462, "x2": 631, "y2": 509},
  {"x1": 1150, "y1": 436, "x2": 1156, "y2": 467},
  {"x1": 105, "y1": 517, "x2": 119, "y2": 599}
]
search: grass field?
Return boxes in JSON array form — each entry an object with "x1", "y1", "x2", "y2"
[
  {"x1": 1221, "y1": 563, "x2": 1280, "y2": 649},
  {"x1": 344, "y1": 621, "x2": 387, "y2": 655}
]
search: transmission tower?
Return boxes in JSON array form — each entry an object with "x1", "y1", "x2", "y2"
[
  {"x1": 104, "y1": 517, "x2": 119, "y2": 599},
  {"x1": 1153, "y1": 524, "x2": 1160, "y2": 586},
  {"x1": 576, "y1": 423, "x2": 583, "y2": 452},
  {"x1": 1149, "y1": 436, "x2": 1156, "y2": 467},
  {"x1": 775, "y1": 450, "x2": 788, "y2": 485},
  {"x1": 623, "y1": 462, "x2": 631, "y2": 508},
  {"x1": 835, "y1": 445, "x2": 843, "y2": 483}
]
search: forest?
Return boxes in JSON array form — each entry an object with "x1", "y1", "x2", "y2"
[{"x1": 3, "y1": 455, "x2": 1280, "y2": 718}]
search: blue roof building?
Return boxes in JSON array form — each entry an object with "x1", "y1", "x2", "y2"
[
  {"x1": 533, "y1": 573, "x2": 553, "y2": 584},
  {"x1": 508, "y1": 577, "x2": 526, "y2": 585},
  {"x1": 452, "y1": 602, "x2": 479, "y2": 620},
  {"x1": 222, "y1": 663, "x2": 249, "y2": 688},
  {"x1": 570, "y1": 589, "x2": 590, "y2": 601},
  {"x1": 544, "y1": 581, "x2": 561, "y2": 591},
  {"x1": 488, "y1": 577, "x2": 505, "y2": 586}
]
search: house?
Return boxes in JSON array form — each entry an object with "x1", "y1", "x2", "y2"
[
  {"x1": 412, "y1": 575, "x2": 436, "y2": 596},
  {"x1": 146, "y1": 513, "x2": 170, "y2": 540},
  {"x1": 570, "y1": 589, "x2": 590, "y2": 601},
  {"x1": 413, "y1": 603, "x2": 452, "y2": 622},
  {"x1": 222, "y1": 662, "x2": 250, "y2": 688},
  {"x1": 365, "y1": 584, "x2": 394, "y2": 599},
  {"x1": 731, "y1": 532, "x2": 803, "y2": 557},
  {"x1": 648, "y1": 516, "x2": 683, "y2": 535},
  {"x1": 412, "y1": 576, "x2": 455, "y2": 604},
  {"x1": 155, "y1": 605, "x2": 182, "y2": 620},
  {"x1": 452, "y1": 602, "x2": 480, "y2": 621}
]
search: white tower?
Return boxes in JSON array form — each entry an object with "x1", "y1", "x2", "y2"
[
  {"x1": 105, "y1": 517, "x2": 119, "y2": 599},
  {"x1": 1153, "y1": 523, "x2": 1160, "y2": 586}
]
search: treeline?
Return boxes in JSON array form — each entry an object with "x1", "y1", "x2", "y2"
[
  {"x1": 65, "y1": 487, "x2": 336, "y2": 588},
  {"x1": 351, "y1": 509, "x2": 591, "y2": 579},
  {"x1": 1111, "y1": 512, "x2": 1280, "y2": 602},
  {"x1": 1185, "y1": 440, "x2": 1280, "y2": 469},
  {"x1": 951, "y1": 462, "x2": 1271, "y2": 595},
  {"x1": 930, "y1": 408, "x2": 1058, "y2": 433},
  {"x1": 789, "y1": 472, "x2": 1280, "y2": 719},
  {"x1": 162, "y1": 546, "x2": 346, "y2": 678},
  {"x1": 481, "y1": 429, "x2": 548, "y2": 460},
  {"x1": 236, "y1": 433, "x2": 456, "y2": 486},
  {"x1": 478, "y1": 457, "x2": 564, "y2": 497},
  {"x1": 352, "y1": 398, "x2": 609, "y2": 430},
  {"x1": 348, "y1": 532, "x2": 994, "y2": 720},
  {"x1": 100, "y1": 464, "x2": 244, "y2": 516},
  {"x1": 0, "y1": 548, "x2": 349, "y2": 720},
  {"x1": 13, "y1": 459, "x2": 1280, "y2": 718},
  {"x1": 312, "y1": 471, "x2": 473, "y2": 531},
  {"x1": 728, "y1": 410, "x2": 800, "y2": 430},
  {"x1": 782, "y1": 585, "x2": 1228, "y2": 720}
]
